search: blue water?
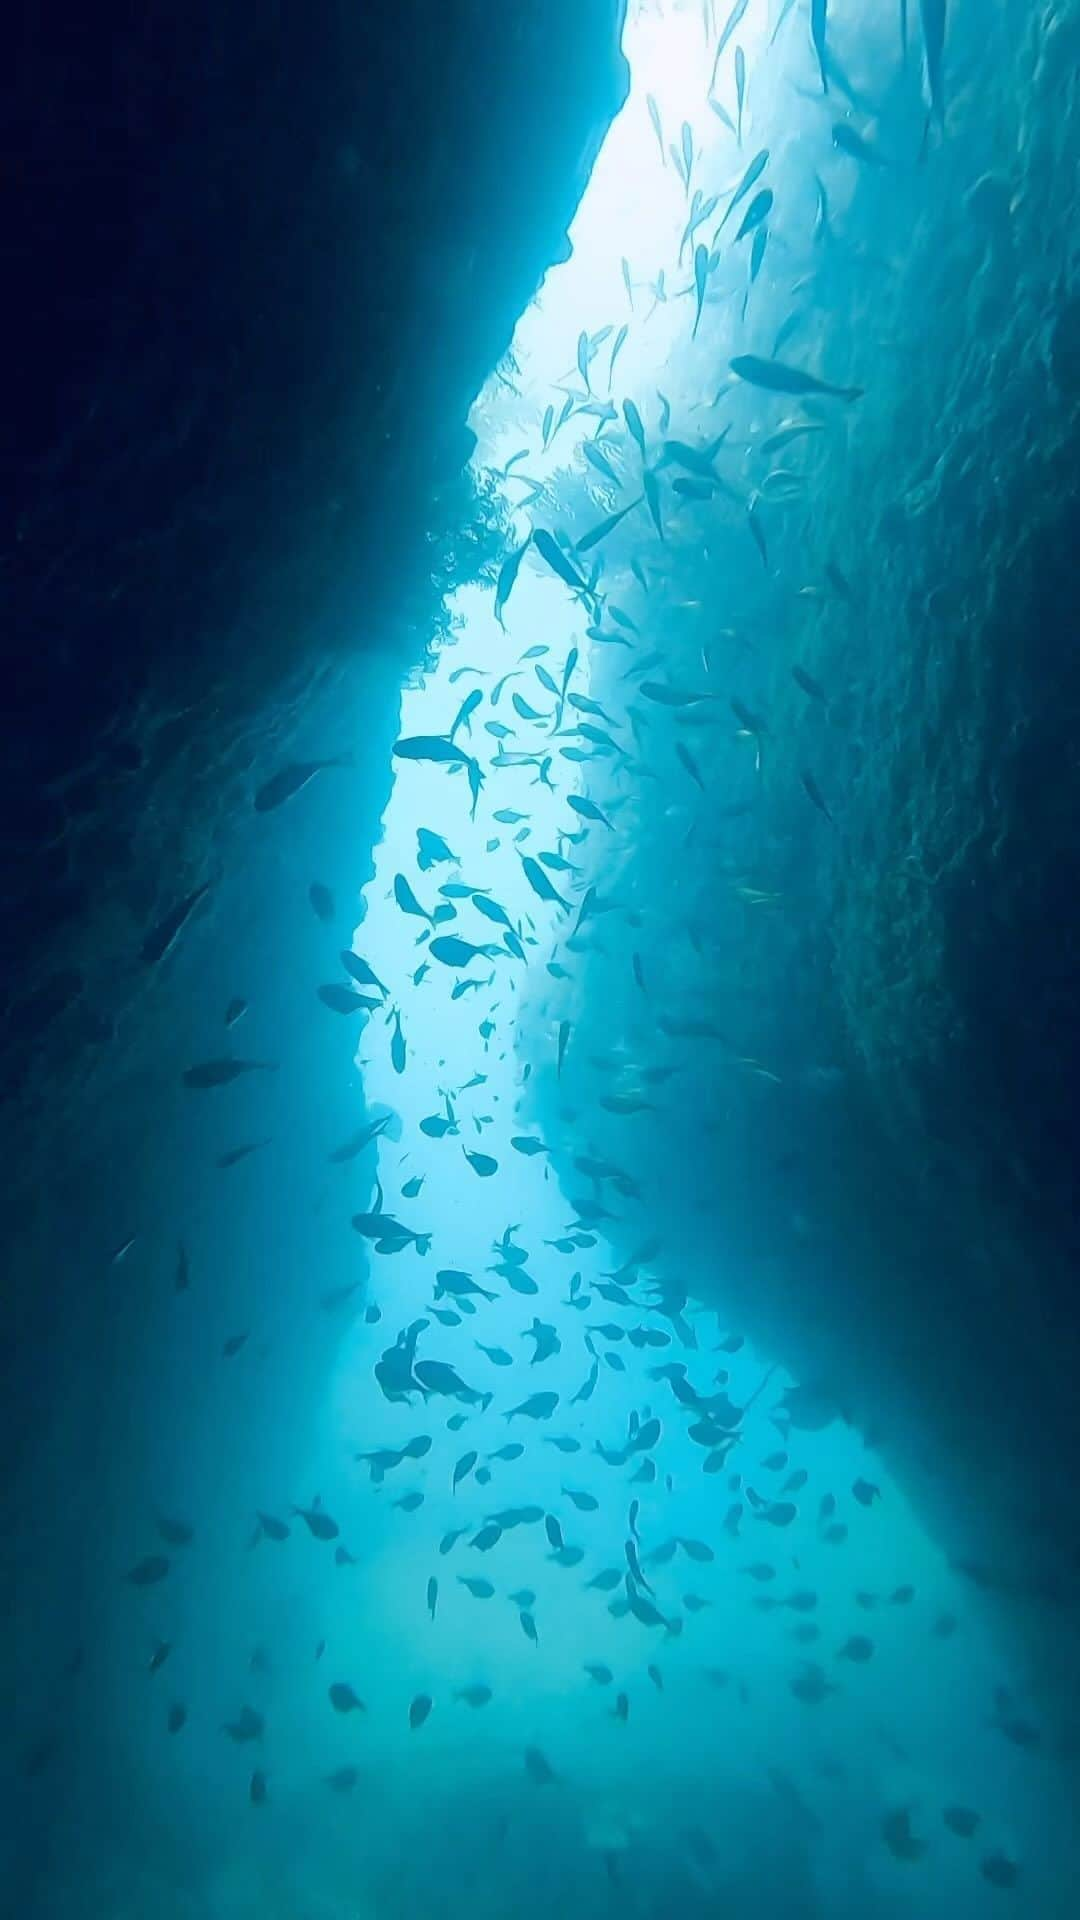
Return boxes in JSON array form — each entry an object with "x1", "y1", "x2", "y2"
[{"x1": 13, "y1": 2, "x2": 1079, "y2": 1914}]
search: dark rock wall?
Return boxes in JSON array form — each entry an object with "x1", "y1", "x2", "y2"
[
  {"x1": 4, "y1": 11, "x2": 627, "y2": 1899},
  {"x1": 2, "y1": 0, "x2": 627, "y2": 1115}
]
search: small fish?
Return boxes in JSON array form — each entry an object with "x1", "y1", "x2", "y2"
[
  {"x1": 328, "y1": 1113, "x2": 393, "y2": 1164},
  {"x1": 506, "y1": 1392, "x2": 559, "y2": 1422},
  {"x1": 735, "y1": 45, "x2": 746, "y2": 143},
  {"x1": 249, "y1": 1769, "x2": 268, "y2": 1806},
  {"x1": 416, "y1": 827, "x2": 456, "y2": 870},
  {"x1": 882, "y1": 1807, "x2": 925, "y2": 1862},
  {"x1": 692, "y1": 245, "x2": 709, "y2": 340},
  {"x1": 771, "y1": 0, "x2": 798, "y2": 41},
  {"x1": 521, "y1": 857, "x2": 570, "y2": 911},
  {"x1": 293, "y1": 1504, "x2": 339, "y2": 1541},
  {"x1": 390, "y1": 1009, "x2": 407, "y2": 1076},
  {"x1": 182, "y1": 1058, "x2": 276, "y2": 1089},
  {"x1": 533, "y1": 530, "x2": 594, "y2": 602},
  {"x1": 455, "y1": 1685, "x2": 493, "y2": 1708},
  {"x1": 718, "y1": 149, "x2": 768, "y2": 231},
  {"x1": 308, "y1": 882, "x2": 334, "y2": 921},
  {"x1": 730, "y1": 355, "x2": 862, "y2": 402},
  {"x1": 645, "y1": 93, "x2": 665, "y2": 163},
  {"x1": 623, "y1": 399, "x2": 647, "y2": 460},
  {"x1": 801, "y1": 768, "x2": 835, "y2": 823},
  {"x1": 430, "y1": 935, "x2": 499, "y2": 970},
  {"x1": 141, "y1": 881, "x2": 213, "y2": 966},
  {"x1": 519, "y1": 1610, "x2": 539, "y2": 1645},
  {"x1": 810, "y1": 0, "x2": 829, "y2": 93},
  {"x1": 458, "y1": 1576, "x2": 495, "y2": 1599},
  {"x1": 254, "y1": 756, "x2": 351, "y2": 812},
  {"x1": 524, "y1": 1744, "x2": 556, "y2": 1783},
  {"x1": 223, "y1": 1705, "x2": 265, "y2": 1743},
  {"x1": 943, "y1": 1806, "x2": 980, "y2": 1838},
  {"x1": 585, "y1": 1662, "x2": 614, "y2": 1684},
  {"x1": 643, "y1": 469, "x2": 664, "y2": 541},
  {"x1": 409, "y1": 1694, "x2": 433, "y2": 1730},
  {"x1": 980, "y1": 1852, "x2": 1018, "y2": 1889},
  {"x1": 833, "y1": 121, "x2": 885, "y2": 166},
  {"x1": 714, "y1": 0, "x2": 750, "y2": 66},
  {"x1": 340, "y1": 950, "x2": 388, "y2": 995},
  {"x1": 252, "y1": 1511, "x2": 290, "y2": 1543},
  {"x1": 734, "y1": 189, "x2": 773, "y2": 243},
  {"x1": 792, "y1": 664, "x2": 826, "y2": 703},
  {"x1": 920, "y1": 0, "x2": 947, "y2": 130},
  {"x1": 576, "y1": 498, "x2": 644, "y2": 554},
  {"x1": 495, "y1": 538, "x2": 531, "y2": 628},
  {"x1": 167, "y1": 1702, "x2": 186, "y2": 1734},
  {"x1": 324, "y1": 1766, "x2": 359, "y2": 1792},
  {"x1": 124, "y1": 1555, "x2": 170, "y2": 1587},
  {"x1": 452, "y1": 1451, "x2": 478, "y2": 1493},
  {"x1": 224, "y1": 997, "x2": 247, "y2": 1027},
  {"x1": 328, "y1": 1682, "x2": 365, "y2": 1714},
  {"x1": 317, "y1": 982, "x2": 378, "y2": 1016}
]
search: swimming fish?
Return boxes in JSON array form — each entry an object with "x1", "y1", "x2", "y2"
[
  {"x1": 734, "y1": 189, "x2": 773, "y2": 242},
  {"x1": 141, "y1": 881, "x2": 213, "y2": 966},
  {"x1": 810, "y1": 0, "x2": 829, "y2": 93},
  {"x1": 623, "y1": 399, "x2": 647, "y2": 459},
  {"x1": 692, "y1": 244, "x2": 709, "y2": 340},
  {"x1": 533, "y1": 529, "x2": 595, "y2": 604},
  {"x1": 576, "y1": 498, "x2": 644, "y2": 554},
  {"x1": 494, "y1": 537, "x2": 531, "y2": 629},
  {"x1": 792, "y1": 664, "x2": 826, "y2": 703},
  {"x1": 833, "y1": 121, "x2": 885, "y2": 166},
  {"x1": 124, "y1": 1555, "x2": 170, "y2": 1586},
  {"x1": 506, "y1": 1391, "x2": 559, "y2": 1422},
  {"x1": 882, "y1": 1807, "x2": 925, "y2": 1862},
  {"x1": 920, "y1": 0, "x2": 947, "y2": 129},
  {"x1": 730, "y1": 355, "x2": 863, "y2": 400},
  {"x1": 717, "y1": 149, "x2": 768, "y2": 231},
  {"x1": 454, "y1": 1685, "x2": 493, "y2": 1708},
  {"x1": 254, "y1": 756, "x2": 351, "y2": 812},
  {"x1": 293, "y1": 1503, "x2": 339, "y2": 1541},
  {"x1": 801, "y1": 768, "x2": 835, "y2": 823},
  {"x1": 713, "y1": 0, "x2": 750, "y2": 68},
  {"x1": 317, "y1": 983, "x2": 379, "y2": 1016},
  {"x1": 182, "y1": 1058, "x2": 276, "y2": 1089}
]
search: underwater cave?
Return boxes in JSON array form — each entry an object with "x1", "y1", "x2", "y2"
[{"x1": 7, "y1": 2, "x2": 1080, "y2": 1915}]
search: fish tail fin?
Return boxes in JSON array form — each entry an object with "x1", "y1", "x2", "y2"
[
  {"x1": 482, "y1": 1393, "x2": 494, "y2": 1413},
  {"x1": 416, "y1": 1235, "x2": 432, "y2": 1256}
]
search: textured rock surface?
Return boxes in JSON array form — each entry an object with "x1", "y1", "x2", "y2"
[
  {"x1": 526, "y1": 0, "x2": 1080, "y2": 1706},
  {"x1": 2, "y1": 0, "x2": 627, "y2": 1130}
]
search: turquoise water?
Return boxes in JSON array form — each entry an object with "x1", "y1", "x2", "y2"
[{"x1": 15, "y1": 2, "x2": 1079, "y2": 1914}]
